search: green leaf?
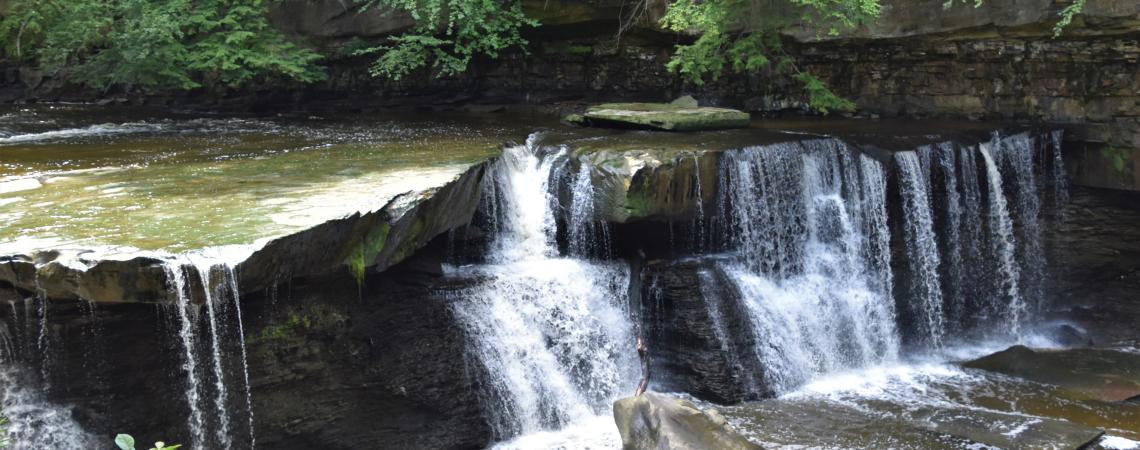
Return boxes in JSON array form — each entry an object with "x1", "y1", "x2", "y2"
[{"x1": 115, "y1": 434, "x2": 136, "y2": 450}]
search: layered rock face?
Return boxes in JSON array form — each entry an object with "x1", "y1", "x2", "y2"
[
  {"x1": 4, "y1": 1, "x2": 1136, "y2": 190},
  {"x1": 0, "y1": 248, "x2": 492, "y2": 450},
  {"x1": 266, "y1": 0, "x2": 1140, "y2": 191},
  {"x1": 791, "y1": 0, "x2": 1140, "y2": 191}
]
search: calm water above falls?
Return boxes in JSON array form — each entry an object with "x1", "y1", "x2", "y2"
[{"x1": 0, "y1": 106, "x2": 528, "y2": 254}]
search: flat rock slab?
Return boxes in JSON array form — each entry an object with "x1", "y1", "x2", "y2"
[
  {"x1": 964, "y1": 345, "x2": 1140, "y2": 402},
  {"x1": 572, "y1": 103, "x2": 751, "y2": 131}
]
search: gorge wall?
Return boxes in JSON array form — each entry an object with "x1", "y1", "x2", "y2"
[{"x1": 4, "y1": 0, "x2": 1137, "y2": 190}]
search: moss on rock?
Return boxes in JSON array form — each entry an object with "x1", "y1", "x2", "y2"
[{"x1": 579, "y1": 103, "x2": 750, "y2": 132}]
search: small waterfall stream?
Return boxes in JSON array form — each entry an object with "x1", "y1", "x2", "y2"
[
  {"x1": 0, "y1": 298, "x2": 97, "y2": 449},
  {"x1": 163, "y1": 250, "x2": 257, "y2": 450}
]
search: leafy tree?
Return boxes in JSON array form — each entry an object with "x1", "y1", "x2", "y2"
[
  {"x1": 662, "y1": 0, "x2": 1086, "y2": 114},
  {"x1": 0, "y1": 0, "x2": 325, "y2": 92},
  {"x1": 352, "y1": 0, "x2": 538, "y2": 80},
  {"x1": 660, "y1": 0, "x2": 879, "y2": 114}
]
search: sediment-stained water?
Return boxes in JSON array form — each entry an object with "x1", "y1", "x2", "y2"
[{"x1": 0, "y1": 106, "x2": 531, "y2": 254}]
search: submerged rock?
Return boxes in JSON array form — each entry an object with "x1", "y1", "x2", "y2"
[
  {"x1": 613, "y1": 392, "x2": 761, "y2": 450},
  {"x1": 923, "y1": 408, "x2": 1104, "y2": 449},
  {"x1": 573, "y1": 103, "x2": 750, "y2": 131},
  {"x1": 964, "y1": 345, "x2": 1140, "y2": 402}
]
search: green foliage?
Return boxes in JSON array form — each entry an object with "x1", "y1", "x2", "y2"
[
  {"x1": 354, "y1": 0, "x2": 538, "y2": 80},
  {"x1": 942, "y1": 0, "x2": 1085, "y2": 36},
  {"x1": 0, "y1": 0, "x2": 324, "y2": 92},
  {"x1": 661, "y1": 0, "x2": 879, "y2": 114},
  {"x1": 258, "y1": 312, "x2": 313, "y2": 342},
  {"x1": 114, "y1": 434, "x2": 135, "y2": 450},
  {"x1": 793, "y1": 71, "x2": 855, "y2": 114},
  {"x1": 1053, "y1": 0, "x2": 1086, "y2": 36},
  {"x1": 1100, "y1": 145, "x2": 1130, "y2": 174},
  {"x1": 115, "y1": 434, "x2": 181, "y2": 450}
]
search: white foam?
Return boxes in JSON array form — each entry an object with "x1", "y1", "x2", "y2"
[
  {"x1": 1100, "y1": 436, "x2": 1140, "y2": 450},
  {"x1": 0, "y1": 122, "x2": 163, "y2": 144},
  {"x1": 490, "y1": 415, "x2": 620, "y2": 450}
]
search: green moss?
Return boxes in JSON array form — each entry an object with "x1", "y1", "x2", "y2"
[
  {"x1": 623, "y1": 193, "x2": 652, "y2": 218},
  {"x1": 254, "y1": 304, "x2": 343, "y2": 344},
  {"x1": 567, "y1": 45, "x2": 594, "y2": 56},
  {"x1": 390, "y1": 216, "x2": 427, "y2": 264},
  {"x1": 345, "y1": 222, "x2": 392, "y2": 287},
  {"x1": 1100, "y1": 145, "x2": 1130, "y2": 174},
  {"x1": 583, "y1": 103, "x2": 750, "y2": 131},
  {"x1": 256, "y1": 313, "x2": 312, "y2": 342},
  {"x1": 563, "y1": 113, "x2": 586, "y2": 126}
]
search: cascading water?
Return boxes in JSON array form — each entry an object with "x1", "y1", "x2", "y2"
[
  {"x1": 445, "y1": 135, "x2": 637, "y2": 447},
  {"x1": 1049, "y1": 130, "x2": 1069, "y2": 208},
  {"x1": 712, "y1": 139, "x2": 899, "y2": 394},
  {"x1": 0, "y1": 299, "x2": 97, "y2": 449},
  {"x1": 979, "y1": 142, "x2": 1027, "y2": 337},
  {"x1": 896, "y1": 151, "x2": 946, "y2": 347},
  {"x1": 566, "y1": 162, "x2": 610, "y2": 259},
  {"x1": 934, "y1": 143, "x2": 966, "y2": 329},
  {"x1": 892, "y1": 133, "x2": 1057, "y2": 343},
  {"x1": 163, "y1": 250, "x2": 256, "y2": 450}
]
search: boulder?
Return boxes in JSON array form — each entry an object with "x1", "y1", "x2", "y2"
[
  {"x1": 575, "y1": 103, "x2": 750, "y2": 131},
  {"x1": 639, "y1": 257, "x2": 770, "y2": 403},
  {"x1": 964, "y1": 345, "x2": 1140, "y2": 402},
  {"x1": 613, "y1": 392, "x2": 762, "y2": 450}
]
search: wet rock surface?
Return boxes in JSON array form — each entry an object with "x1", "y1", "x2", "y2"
[
  {"x1": 0, "y1": 161, "x2": 490, "y2": 304},
  {"x1": 964, "y1": 345, "x2": 1140, "y2": 403},
  {"x1": 0, "y1": 248, "x2": 492, "y2": 450},
  {"x1": 242, "y1": 254, "x2": 491, "y2": 450},
  {"x1": 1047, "y1": 187, "x2": 1140, "y2": 349},
  {"x1": 613, "y1": 392, "x2": 761, "y2": 450},
  {"x1": 573, "y1": 102, "x2": 750, "y2": 131},
  {"x1": 640, "y1": 257, "x2": 770, "y2": 403}
]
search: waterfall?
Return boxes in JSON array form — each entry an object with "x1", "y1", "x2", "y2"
[
  {"x1": 163, "y1": 249, "x2": 256, "y2": 450},
  {"x1": 446, "y1": 135, "x2": 637, "y2": 445},
  {"x1": 1, "y1": 300, "x2": 96, "y2": 449},
  {"x1": 1002, "y1": 134, "x2": 1046, "y2": 314},
  {"x1": 224, "y1": 269, "x2": 257, "y2": 450},
  {"x1": 979, "y1": 143, "x2": 1026, "y2": 338},
  {"x1": 896, "y1": 151, "x2": 946, "y2": 348},
  {"x1": 1050, "y1": 130, "x2": 1069, "y2": 208},
  {"x1": 934, "y1": 144, "x2": 966, "y2": 329},
  {"x1": 165, "y1": 262, "x2": 208, "y2": 448},
  {"x1": 691, "y1": 155, "x2": 706, "y2": 252},
  {"x1": 566, "y1": 161, "x2": 610, "y2": 258},
  {"x1": 713, "y1": 139, "x2": 899, "y2": 394},
  {"x1": 957, "y1": 145, "x2": 987, "y2": 322},
  {"x1": 0, "y1": 366, "x2": 97, "y2": 449}
]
